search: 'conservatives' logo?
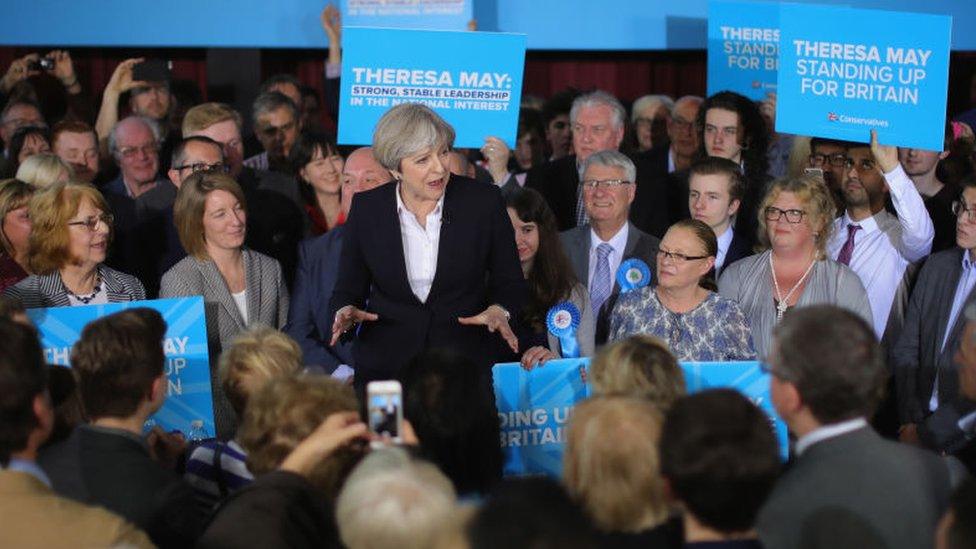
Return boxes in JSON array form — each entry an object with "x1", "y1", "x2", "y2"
[
  {"x1": 827, "y1": 112, "x2": 839, "y2": 122},
  {"x1": 824, "y1": 112, "x2": 890, "y2": 128}
]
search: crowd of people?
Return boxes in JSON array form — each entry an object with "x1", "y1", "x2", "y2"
[{"x1": 3, "y1": 6, "x2": 976, "y2": 547}]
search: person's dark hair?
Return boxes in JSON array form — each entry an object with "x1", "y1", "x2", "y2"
[
  {"x1": 0, "y1": 318, "x2": 47, "y2": 466},
  {"x1": 542, "y1": 88, "x2": 581, "y2": 127},
  {"x1": 770, "y1": 305, "x2": 886, "y2": 423},
  {"x1": 400, "y1": 348, "x2": 502, "y2": 496},
  {"x1": 70, "y1": 308, "x2": 167, "y2": 419},
  {"x1": 0, "y1": 295, "x2": 25, "y2": 322},
  {"x1": 939, "y1": 122, "x2": 975, "y2": 188},
  {"x1": 289, "y1": 131, "x2": 340, "y2": 184},
  {"x1": 808, "y1": 137, "x2": 859, "y2": 154},
  {"x1": 4, "y1": 126, "x2": 51, "y2": 177},
  {"x1": 513, "y1": 109, "x2": 546, "y2": 171},
  {"x1": 669, "y1": 218, "x2": 719, "y2": 291},
  {"x1": 468, "y1": 477, "x2": 598, "y2": 549},
  {"x1": 689, "y1": 156, "x2": 746, "y2": 201},
  {"x1": 505, "y1": 188, "x2": 579, "y2": 332},
  {"x1": 170, "y1": 135, "x2": 223, "y2": 169},
  {"x1": 42, "y1": 365, "x2": 85, "y2": 449},
  {"x1": 946, "y1": 478, "x2": 976, "y2": 549},
  {"x1": 696, "y1": 91, "x2": 769, "y2": 184},
  {"x1": 660, "y1": 389, "x2": 780, "y2": 533}
]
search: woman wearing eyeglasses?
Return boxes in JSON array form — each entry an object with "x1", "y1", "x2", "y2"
[
  {"x1": 718, "y1": 174, "x2": 872, "y2": 357},
  {"x1": 4, "y1": 182, "x2": 146, "y2": 307},
  {"x1": 608, "y1": 219, "x2": 755, "y2": 361}
]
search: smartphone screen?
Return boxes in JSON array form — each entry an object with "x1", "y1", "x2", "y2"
[
  {"x1": 132, "y1": 59, "x2": 171, "y2": 83},
  {"x1": 367, "y1": 382, "x2": 402, "y2": 442}
]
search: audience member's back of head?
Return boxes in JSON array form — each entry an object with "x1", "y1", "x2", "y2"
[
  {"x1": 0, "y1": 295, "x2": 28, "y2": 325},
  {"x1": 400, "y1": 348, "x2": 502, "y2": 496},
  {"x1": 0, "y1": 318, "x2": 47, "y2": 466},
  {"x1": 468, "y1": 477, "x2": 598, "y2": 549},
  {"x1": 239, "y1": 375, "x2": 363, "y2": 500},
  {"x1": 42, "y1": 365, "x2": 85, "y2": 449},
  {"x1": 660, "y1": 389, "x2": 780, "y2": 535},
  {"x1": 336, "y1": 447, "x2": 457, "y2": 549},
  {"x1": 939, "y1": 478, "x2": 976, "y2": 549},
  {"x1": 563, "y1": 396, "x2": 668, "y2": 533},
  {"x1": 771, "y1": 305, "x2": 886, "y2": 423},
  {"x1": 218, "y1": 326, "x2": 302, "y2": 419},
  {"x1": 589, "y1": 335, "x2": 685, "y2": 410},
  {"x1": 70, "y1": 308, "x2": 166, "y2": 420}
]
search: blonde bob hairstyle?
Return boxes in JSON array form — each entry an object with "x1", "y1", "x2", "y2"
[
  {"x1": 28, "y1": 182, "x2": 111, "y2": 275},
  {"x1": 589, "y1": 335, "x2": 685, "y2": 411},
  {"x1": 174, "y1": 171, "x2": 247, "y2": 260},
  {"x1": 218, "y1": 327, "x2": 302, "y2": 418},
  {"x1": 564, "y1": 396, "x2": 668, "y2": 533},
  {"x1": 16, "y1": 153, "x2": 74, "y2": 189},
  {"x1": 0, "y1": 179, "x2": 34, "y2": 256},
  {"x1": 756, "y1": 174, "x2": 837, "y2": 257},
  {"x1": 239, "y1": 375, "x2": 362, "y2": 499},
  {"x1": 372, "y1": 103, "x2": 455, "y2": 173}
]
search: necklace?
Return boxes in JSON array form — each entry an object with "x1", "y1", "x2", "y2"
[
  {"x1": 769, "y1": 252, "x2": 816, "y2": 323},
  {"x1": 64, "y1": 272, "x2": 102, "y2": 304}
]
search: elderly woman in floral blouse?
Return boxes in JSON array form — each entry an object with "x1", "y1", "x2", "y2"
[{"x1": 608, "y1": 219, "x2": 755, "y2": 361}]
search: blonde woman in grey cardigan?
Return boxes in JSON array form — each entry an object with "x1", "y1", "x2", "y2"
[
  {"x1": 160, "y1": 171, "x2": 288, "y2": 440},
  {"x1": 719, "y1": 175, "x2": 871, "y2": 358}
]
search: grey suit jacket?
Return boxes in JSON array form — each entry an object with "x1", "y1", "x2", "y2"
[
  {"x1": 559, "y1": 222, "x2": 660, "y2": 344},
  {"x1": 159, "y1": 249, "x2": 289, "y2": 440},
  {"x1": 891, "y1": 247, "x2": 976, "y2": 451},
  {"x1": 757, "y1": 427, "x2": 950, "y2": 549},
  {"x1": 3, "y1": 265, "x2": 146, "y2": 308}
]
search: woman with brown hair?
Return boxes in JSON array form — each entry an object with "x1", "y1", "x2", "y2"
[
  {"x1": 0, "y1": 179, "x2": 33, "y2": 292},
  {"x1": 609, "y1": 219, "x2": 755, "y2": 361}
]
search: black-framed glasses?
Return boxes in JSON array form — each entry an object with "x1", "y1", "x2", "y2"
[
  {"x1": 656, "y1": 249, "x2": 710, "y2": 262},
  {"x1": 843, "y1": 157, "x2": 877, "y2": 173},
  {"x1": 67, "y1": 213, "x2": 114, "y2": 232},
  {"x1": 808, "y1": 153, "x2": 847, "y2": 167},
  {"x1": 174, "y1": 162, "x2": 229, "y2": 174},
  {"x1": 581, "y1": 179, "x2": 632, "y2": 190},
  {"x1": 953, "y1": 201, "x2": 976, "y2": 222},
  {"x1": 764, "y1": 206, "x2": 806, "y2": 224}
]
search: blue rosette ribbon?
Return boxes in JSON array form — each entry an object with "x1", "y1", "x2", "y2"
[
  {"x1": 546, "y1": 301, "x2": 581, "y2": 359},
  {"x1": 616, "y1": 258, "x2": 651, "y2": 293}
]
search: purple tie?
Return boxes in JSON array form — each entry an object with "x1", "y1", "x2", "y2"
[{"x1": 836, "y1": 224, "x2": 862, "y2": 266}]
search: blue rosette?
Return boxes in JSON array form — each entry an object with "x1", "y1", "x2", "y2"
[
  {"x1": 546, "y1": 301, "x2": 581, "y2": 359},
  {"x1": 616, "y1": 258, "x2": 651, "y2": 293}
]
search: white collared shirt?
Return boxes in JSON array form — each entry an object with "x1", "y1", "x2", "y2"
[
  {"x1": 396, "y1": 183, "x2": 444, "y2": 303},
  {"x1": 714, "y1": 225, "x2": 734, "y2": 273},
  {"x1": 794, "y1": 417, "x2": 868, "y2": 456},
  {"x1": 587, "y1": 223, "x2": 629, "y2": 291},
  {"x1": 826, "y1": 164, "x2": 933, "y2": 339},
  {"x1": 667, "y1": 147, "x2": 676, "y2": 174}
]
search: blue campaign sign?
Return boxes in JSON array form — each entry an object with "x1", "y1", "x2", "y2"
[
  {"x1": 707, "y1": 0, "x2": 780, "y2": 100},
  {"x1": 493, "y1": 358, "x2": 591, "y2": 477},
  {"x1": 26, "y1": 297, "x2": 215, "y2": 439},
  {"x1": 776, "y1": 4, "x2": 952, "y2": 151},
  {"x1": 338, "y1": 27, "x2": 527, "y2": 149},
  {"x1": 341, "y1": 0, "x2": 472, "y2": 31},
  {"x1": 682, "y1": 361, "x2": 789, "y2": 459}
]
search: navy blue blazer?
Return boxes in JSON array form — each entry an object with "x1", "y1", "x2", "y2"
[
  {"x1": 718, "y1": 228, "x2": 754, "y2": 277},
  {"x1": 329, "y1": 176, "x2": 526, "y2": 384},
  {"x1": 285, "y1": 227, "x2": 353, "y2": 373}
]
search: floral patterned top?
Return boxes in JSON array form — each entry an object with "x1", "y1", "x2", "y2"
[{"x1": 608, "y1": 287, "x2": 756, "y2": 362}]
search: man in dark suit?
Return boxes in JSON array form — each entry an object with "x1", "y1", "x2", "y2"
[
  {"x1": 526, "y1": 90, "x2": 670, "y2": 238},
  {"x1": 892, "y1": 176, "x2": 976, "y2": 455},
  {"x1": 134, "y1": 135, "x2": 225, "y2": 297},
  {"x1": 636, "y1": 95, "x2": 703, "y2": 225},
  {"x1": 39, "y1": 309, "x2": 203, "y2": 548},
  {"x1": 758, "y1": 306, "x2": 951, "y2": 549},
  {"x1": 286, "y1": 147, "x2": 389, "y2": 376},
  {"x1": 688, "y1": 157, "x2": 753, "y2": 277},
  {"x1": 559, "y1": 150, "x2": 660, "y2": 345}
]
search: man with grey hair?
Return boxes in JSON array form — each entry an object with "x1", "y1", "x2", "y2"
[
  {"x1": 758, "y1": 305, "x2": 951, "y2": 549},
  {"x1": 335, "y1": 447, "x2": 457, "y2": 549},
  {"x1": 528, "y1": 90, "x2": 670, "y2": 238},
  {"x1": 559, "y1": 149, "x2": 659, "y2": 344},
  {"x1": 244, "y1": 91, "x2": 300, "y2": 173},
  {"x1": 638, "y1": 95, "x2": 704, "y2": 226},
  {"x1": 631, "y1": 94, "x2": 674, "y2": 153},
  {"x1": 105, "y1": 116, "x2": 165, "y2": 199}
]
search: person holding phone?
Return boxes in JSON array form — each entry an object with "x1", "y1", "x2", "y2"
[{"x1": 330, "y1": 104, "x2": 526, "y2": 389}]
